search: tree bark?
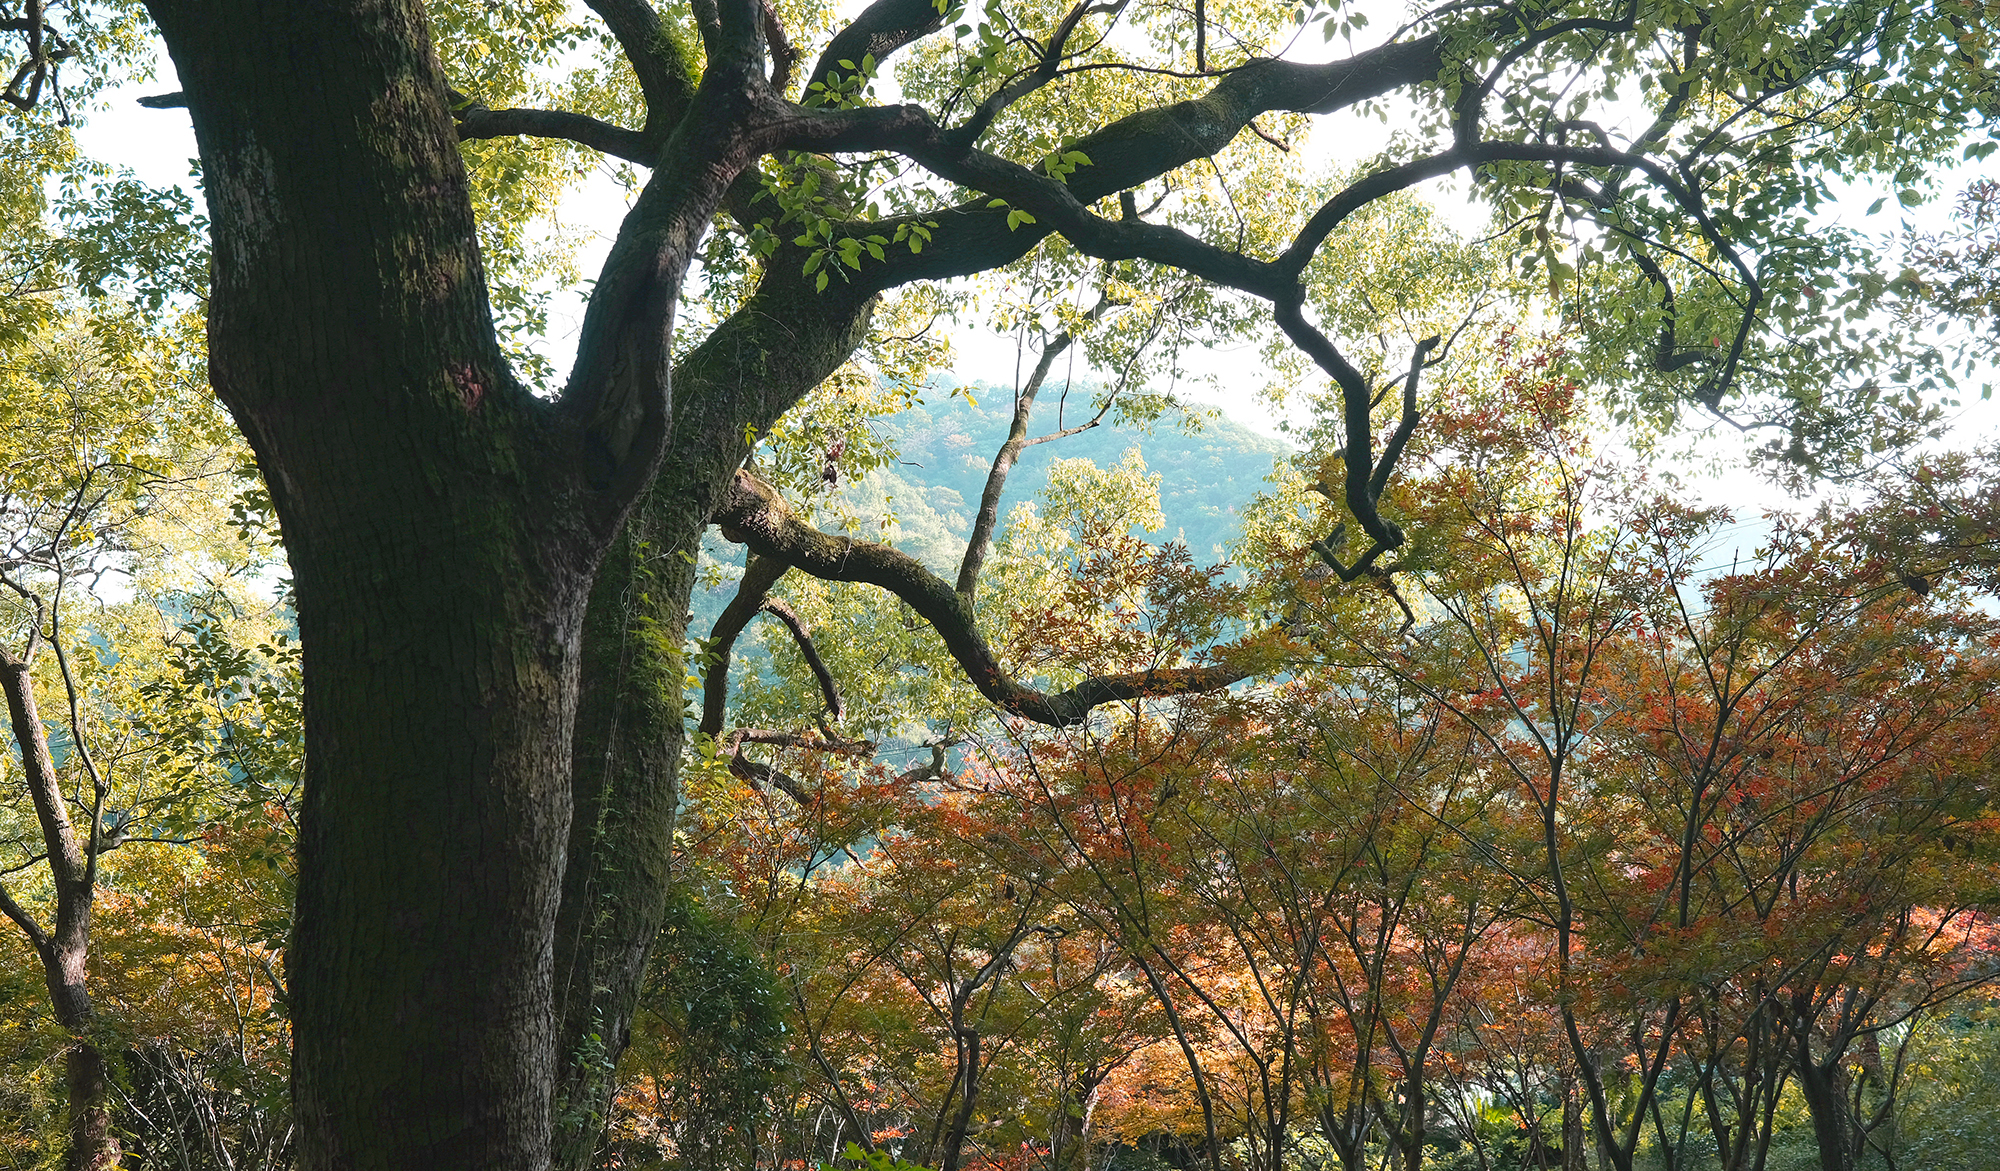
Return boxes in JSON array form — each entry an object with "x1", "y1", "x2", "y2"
[
  {"x1": 1, "y1": 646, "x2": 119, "y2": 1171},
  {"x1": 63, "y1": 1042, "x2": 119, "y2": 1171},
  {"x1": 1794, "y1": 1054, "x2": 1858, "y2": 1171},
  {"x1": 536, "y1": 26, "x2": 1450, "y2": 1159},
  {"x1": 548, "y1": 260, "x2": 877, "y2": 1168},
  {"x1": 142, "y1": 1, "x2": 725, "y2": 1165}
]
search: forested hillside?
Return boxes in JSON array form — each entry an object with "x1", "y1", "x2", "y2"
[
  {"x1": 695, "y1": 386, "x2": 1288, "y2": 638},
  {"x1": 872, "y1": 384, "x2": 1291, "y2": 564}
]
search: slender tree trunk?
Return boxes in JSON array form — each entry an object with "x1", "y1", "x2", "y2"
[
  {"x1": 63, "y1": 1040, "x2": 119, "y2": 1171},
  {"x1": 548, "y1": 266, "x2": 877, "y2": 1167},
  {"x1": 939, "y1": 1026, "x2": 983, "y2": 1171},
  {"x1": 1561, "y1": 1064, "x2": 1584, "y2": 1171},
  {"x1": 1795, "y1": 1058, "x2": 1858, "y2": 1171},
  {"x1": 3, "y1": 620, "x2": 118, "y2": 1171}
]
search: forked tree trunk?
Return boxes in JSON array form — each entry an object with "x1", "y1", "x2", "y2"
[
  {"x1": 142, "y1": 2, "x2": 707, "y2": 1165},
  {"x1": 1, "y1": 649, "x2": 120, "y2": 1171}
]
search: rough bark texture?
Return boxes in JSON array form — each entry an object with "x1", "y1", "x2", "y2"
[
  {"x1": 63, "y1": 1044, "x2": 119, "y2": 1171},
  {"x1": 550, "y1": 495, "x2": 693, "y2": 1171},
  {"x1": 549, "y1": 261, "x2": 877, "y2": 1167},
  {"x1": 124, "y1": 2, "x2": 1675, "y2": 1164},
  {"x1": 1794, "y1": 1050, "x2": 1858, "y2": 1171},
  {"x1": 532, "y1": 27, "x2": 1449, "y2": 1160},
  {"x1": 142, "y1": 1, "x2": 722, "y2": 1164}
]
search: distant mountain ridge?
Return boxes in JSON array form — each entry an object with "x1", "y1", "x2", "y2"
[
  {"x1": 863, "y1": 381, "x2": 1295, "y2": 565},
  {"x1": 690, "y1": 383, "x2": 1294, "y2": 720},
  {"x1": 694, "y1": 384, "x2": 1294, "y2": 637}
]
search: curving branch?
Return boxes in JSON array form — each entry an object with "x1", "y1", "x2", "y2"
[
  {"x1": 725, "y1": 729, "x2": 877, "y2": 805},
  {"x1": 806, "y1": 0, "x2": 952, "y2": 97},
  {"x1": 726, "y1": 728, "x2": 874, "y2": 755},
  {"x1": 728, "y1": 751, "x2": 814, "y2": 805},
  {"x1": 700, "y1": 554, "x2": 847, "y2": 738},
  {"x1": 2, "y1": 0, "x2": 75, "y2": 113},
  {"x1": 1370, "y1": 338, "x2": 1436, "y2": 498},
  {"x1": 751, "y1": 34, "x2": 1449, "y2": 297},
  {"x1": 758, "y1": 593, "x2": 845, "y2": 725},
  {"x1": 714, "y1": 468, "x2": 1266, "y2": 726},
  {"x1": 760, "y1": 0, "x2": 797, "y2": 94},
  {"x1": 944, "y1": 0, "x2": 1135, "y2": 151},
  {"x1": 699, "y1": 553, "x2": 787, "y2": 737},
  {"x1": 553, "y1": 37, "x2": 787, "y2": 516}
]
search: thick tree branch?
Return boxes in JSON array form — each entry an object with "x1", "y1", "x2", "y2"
[
  {"x1": 0, "y1": 635, "x2": 94, "y2": 1028},
  {"x1": 726, "y1": 728, "x2": 874, "y2": 755},
  {"x1": 700, "y1": 551, "x2": 847, "y2": 740},
  {"x1": 807, "y1": 0, "x2": 951, "y2": 97},
  {"x1": 2, "y1": 0, "x2": 73, "y2": 113},
  {"x1": 761, "y1": 0, "x2": 797, "y2": 94},
  {"x1": 715, "y1": 469, "x2": 1263, "y2": 726},
  {"x1": 728, "y1": 751, "x2": 815, "y2": 804},
  {"x1": 714, "y1": 0, "x2": 770, "y2": 71},
  {"x1": 584, "y1": 0, "x2": 699, "y2": 126},
  {"x1": 450, "y1": 95, "x2": 653, "y2": 164},
  {"x1": 758, "y1": 34, "x2": 1447, "y2": 295},
  {"x1": 557, "y1": 50, "x2": 783, "y2": 511}
]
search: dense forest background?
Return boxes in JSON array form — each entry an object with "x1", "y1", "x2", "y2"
[{"x1": 10, "y1": 340, "x2": 1998, "y2": 1171}]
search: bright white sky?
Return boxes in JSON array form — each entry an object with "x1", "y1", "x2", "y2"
[{"x1": 73, "y1": 24, "x2": 2000, "y2": 552}]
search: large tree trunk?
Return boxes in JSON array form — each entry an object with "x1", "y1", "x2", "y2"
[
  {"x1": 143, "y1": 3, "x2": 700, "y2": 1165},
  {"x1": 145, "y1": 0, "x2": 861, "y2": 1162}
]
